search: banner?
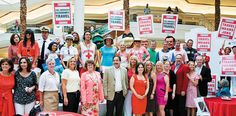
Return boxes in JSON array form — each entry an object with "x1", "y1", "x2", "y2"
[
  {"x1": 53, "y1": 1, "x2": 72, "y2": 26},
  {"x1": 217, "y1": 17, "x2": 236, "y2": 40},
  {"x1": 221, "y1": 55, "x2": 236, "y2": 76},
  {"x1": 137, "y1": 15, "x2": 154, "y2": 35},
  {"x1": 196, "y1": 33, "x2": 211, "y2": 52},
  {"x1": 208, "y1": 75, "x2": 217, "y2": 96},
  {"x1": 161, "y1": 14, "x2": 178, "y2": 34},
  {"x1": 108, "y1": 10, "x2": 125, "y2": 31}
]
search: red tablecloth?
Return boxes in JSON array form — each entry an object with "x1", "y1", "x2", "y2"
[
  {"x1": 204, "y1": 97, "x2": 236, "y2": 116},
  {"x1": 24, "y1": 111, "x2": 83, "y2": 116}
]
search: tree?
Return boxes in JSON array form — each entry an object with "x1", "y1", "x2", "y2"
[
  {"x1": 123, "y1": 0, "x2": 129, "y2": 30},
  {"x1": 20, "y1": 0, "x2": 27, "y2": 35},
  {"x1": 215, "y1": 0, "x2": 220, "y2": 31}
]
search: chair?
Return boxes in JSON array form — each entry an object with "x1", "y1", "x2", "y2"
[{"x1": 194, "y1": 97, "x2": 210, "y2": 116}]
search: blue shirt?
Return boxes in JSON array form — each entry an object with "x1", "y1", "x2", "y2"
[{"x1": 100, "y1": 46, "x2": 117, "y2": 66}]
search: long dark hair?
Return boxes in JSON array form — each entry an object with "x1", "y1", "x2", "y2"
[
  {"x1": 10, "y1": 33, "x2": 20, "y2": 45},
  {"x1": 0, "y1": 58, "x2": 14, "y2": 73},
  {"x1": 23, "y1": 29, "x2": 35, "y2": 47},
  {"x1": 18, "y1": 57, "x2": 32, "y2": 72},
  {"x1": 135, "y1": 62, "x2": 145, "y2": 75}
]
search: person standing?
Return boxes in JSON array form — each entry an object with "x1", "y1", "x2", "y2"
[
  {"x1": 156, "y1": 41, "x2": 175, "y2": 64},
  {"x1": 103, "y1": 56, "x2": 128, "y2": 116},
  {"x1": 17, "y1": 29, "x2": 39, "y2": 68},
  {"x1": 165, "y1": 36, "x2": 176, "y2": 50},
  {"x1": 116, "y1": 41, "x2": 129, "y2": 68},
  {"x1": 80, "y1": 60, "x2": 104, "y2": 115},
  {"x1": 163, "y1": 61, "x2": 176, "y2": 116},
  {"x1": 124, "y1": 55, "x2": 138, "y2": 116},
  {"x1": 0, "y1": 59, "x2": 15, "y2": 116},
  {"x1": 130, "y1": 62, "x2": 149, "y2": 116},
  {"x1": 156, "y1": 61, "x2": 169, "y2": 116},
  {"x1": 148, "y1": 41, "x2": 157, "y2": 65},
  {"x1": 8, "y1": 34, "x2": 20, "y2": 66},
  {"x1": 99, "y1": 35, "x2": 117, "y2": 74},
  {"x1": 185, "y1": 39, "x2": 198, "y2": 62},
  {"x1": 37, "y1": 26, "x2": 52, "y2": 72},
  {"x1": 171, "y1": 54, "x2": 189, "y2": 116},
  {"x1": 39, "y1": 58, "x2": 60, "y2": 111},
  {"x1": 172, "y1": 40, "x2": 188, "y2": 63},
  {"x1": 61, "y1": 57, "x2": 80, "y2": 112},
  {"x1": 186, "y1": 61, "x2": 199, "y2": 116},
  {"x1": 195, "y1": 55, "x2": 212, "y2": 97},
  {"x1": 78, "y1": 31, "x2": 97, "y2": 75},
  {"x1": 14, "y1": 57, "x2": 37, "y2": 115},
  {"x1": 129, "y1": 38, "x2": 150, "y2": 63},
  {"x1": 144, "y1": 61, "x2": 156, "y2": 116},
  {"x1": 60, "y1": 34, "x2": 78, "y2": 69}
]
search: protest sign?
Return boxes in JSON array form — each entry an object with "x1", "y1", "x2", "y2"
[
  {"x1": 221, "y1": 55, "x2": 236, "y2": 76},
  {"x1": 137, "y1": 15, "x2": 154, "y2": 35},
  {"x1": 108, "y1": 10, "x2": 125, "y2": 31},
  {"x1": 218, "y1": 17, "x2": 236, "y2": 39},
  {"x1": 53, "y1": 1, "x2": 72, "y2": 26},
  {"x1": 196, "y1": 33, "x2": 211, "y2": 52},
  {"x1": 208, "y1": 75, "x2": 217, "y2": 96},
  {"x1": 161, "y1": 14, "x2": 178, "y2": 34}
]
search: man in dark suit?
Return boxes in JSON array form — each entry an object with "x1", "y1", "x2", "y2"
[{"x1": 195, "y1": 55, "x2": 212, "y2": 97}]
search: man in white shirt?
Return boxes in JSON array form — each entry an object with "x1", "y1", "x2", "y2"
[
  {"x1": 103, "y1": 56, "x2": 128, "y2": 116},
  {"x1": 37, "y1": 26, "x2": 52, "y2": 72}
]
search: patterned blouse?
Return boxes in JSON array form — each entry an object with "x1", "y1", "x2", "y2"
[{"x1": 14, "y1": 71, "x2": 37, "y2": 104}]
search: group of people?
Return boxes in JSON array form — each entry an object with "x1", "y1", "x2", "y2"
[{"x1": 0, "y1": 26, "x2": 213, "y2": 116}]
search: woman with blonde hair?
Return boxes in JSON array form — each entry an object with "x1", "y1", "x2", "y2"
[
  {"x1": 116, "y1": 40, "x2": 129, "y2": 68},
  {"x1": 163, "y1": 61, "x2": 176, "y2": 116},
  {"x1": 155, "y1": 61, "x2": 169, "y2": 116},
  {"x1": 144, "y1": 61, "x2": 156, "y2": 116},
  {"x1": 186, "y1": 61, "x2": 199, "y2": 116},
  {"x1": 124, "y1": 55, "x2": 138, "y2": 116},
  {"x1": 61, "y1": 57, "x2": 80, "y2": 112}
]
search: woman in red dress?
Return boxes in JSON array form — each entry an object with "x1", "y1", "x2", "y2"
[
  {"x1": 130, "y1": 62, "x2": 149, "y2": 116},
  {"x1": 0, "y1": 58, "x2": 15, "y2": 116}
]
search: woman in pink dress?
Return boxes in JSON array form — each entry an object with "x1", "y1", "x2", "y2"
[
  {"x1": 186, "y1": 61, "x2": 199, "y2": 116},
  {"x1": 80, "y1": 60, "x2": 104, "y2": 116},
  {"x1": 156, "y1": 61, "x2": 169, "y2": 116}
]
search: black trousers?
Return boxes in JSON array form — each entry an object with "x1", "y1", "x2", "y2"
[
  {"x1": 106, "y1": 91, "x2": 125, "y2": 116},
  {"x1": 63, "y1": 91, "x2": 80, "y2": 113},
  {"x1": 174, "y1": 94, "x2": 186, "y2": 116}
]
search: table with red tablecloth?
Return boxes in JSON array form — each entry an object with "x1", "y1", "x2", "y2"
[
  {"x1": 204, "y1": 97, "x2": 236, "y2": 116},
  {"x1": 24, "y1": 111, "x2": 83, "y2": 116}
]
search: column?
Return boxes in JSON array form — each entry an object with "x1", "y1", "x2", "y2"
[{"x1": 74, "y1": 0, "x2": 84, "y2": 39}]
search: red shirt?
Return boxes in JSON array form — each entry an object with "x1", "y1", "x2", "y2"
[{"x1": 171, "y1": 64, "x2": 189, "y2": 95}]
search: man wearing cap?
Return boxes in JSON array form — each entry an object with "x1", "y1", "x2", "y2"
[
  {"x1": 129, "y1": 38, "x2": 150, "y2": 63},
  {"x1": 60, "y1": 34, "x2": 78, "y2": 68},
  {"x1": 37, "y1": 26, "x2": 52, "y2": 72}
]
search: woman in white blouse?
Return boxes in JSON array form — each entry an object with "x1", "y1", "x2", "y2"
[
  {"x1": 60, "y1": 34, "x2": 78, "y2": 69},
  {"x1": 39, "y1": 58, "x2": 60, "y2": 111},
  {"x1": 61, "y1": 57, "x2": 80, "y2": 112}
]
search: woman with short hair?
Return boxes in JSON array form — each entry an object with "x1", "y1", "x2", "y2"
[
  {"x1": 80, "y1": 60, "x2": 104, "y2": 115},
  {"x1": 39, "y1": 58, "x2": 60, "y2": 111}
]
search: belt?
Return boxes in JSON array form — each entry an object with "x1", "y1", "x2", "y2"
[{"x1": 115, "y1": 90, "x2": 123, "y2": 94}]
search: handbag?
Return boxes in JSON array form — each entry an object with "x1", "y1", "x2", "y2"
[{"x1": 29, "y1": 103, "x2": 42, "y2": 116}]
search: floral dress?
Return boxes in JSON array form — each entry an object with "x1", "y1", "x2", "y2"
[{"x1": 81, "y1": 71, "x2": 104, "y2": 116}]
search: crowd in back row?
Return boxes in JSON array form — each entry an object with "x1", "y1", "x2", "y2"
[{"x1": 0, "y1": 26, "x2": 213, "y2": 116}]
